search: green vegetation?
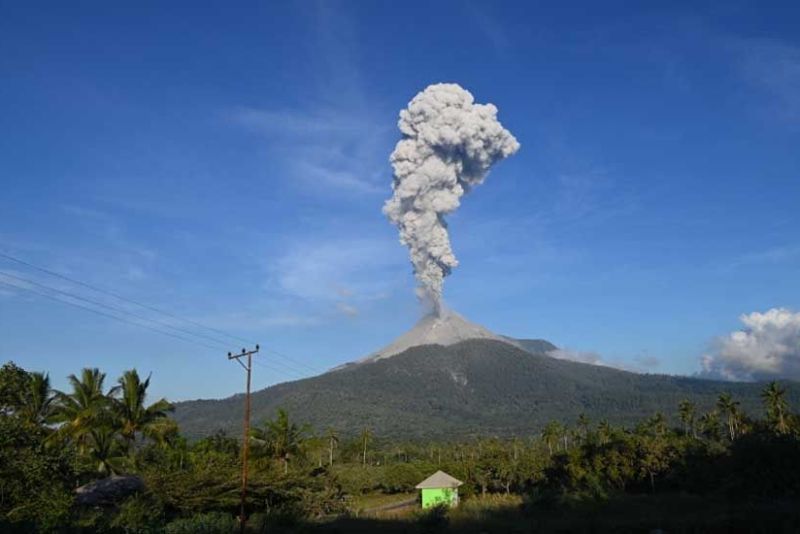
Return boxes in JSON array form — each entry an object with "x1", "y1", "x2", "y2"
[{"x1": 3, "y1": 360, "x2": 800, "y2": 532}]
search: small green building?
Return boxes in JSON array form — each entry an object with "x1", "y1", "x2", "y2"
[{"x1": 416, "y1": 470, "x2": 463, "y2": 509}]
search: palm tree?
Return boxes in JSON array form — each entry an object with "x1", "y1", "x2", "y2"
[
  {"x1": 699, "y1": 410, "x2": 721, "y2": 441},
  {"x1": 51, "y1": 368, "x2": 115, "y2": 452},
  {"x1": 143, "y1": 418, "x2": 181, "y2": 449},
  {"x1": 644, "y1": 412, "x2": 668, "y2": 438},
  {"x1": 86, "y1": 426, "x2": 127, "y2": 475},
  {"x1": 577, "y1": 413, "x2": 590, "y2": 441},
  {"x1": 251, "y1": 408, "x2": 307, "y2": 474},
  {"x1": 677, "y1": 399, "x2": 696, "y2": 437},
  {"x1": 326, "y1": 427, "x2": 339, "y2": 466},
  {"x1": 761, "y1": 381, "x2": 790, "y2": 434},
  {"x1": 716, "y1": 393, "x2": 741, "y2": 441},
  {"x1": 113, "y1": 370, "x2": 173, "y2": 452},
  {"x1": 541, "y1": 421, "x2": 562, "y2": 456},
  {"x1": 20, "y1": 372, "x2": 56, "y2": 426},
  {"x1": 360, "y1": 426, "x2": 372, "y2": 467},
  {"x1": 597, "y1": 419, "x2": 613, "y2": 445}
]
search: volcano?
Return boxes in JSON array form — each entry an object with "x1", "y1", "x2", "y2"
[
  {"x1": 173, "y1": 312, "x2": 798, "y2": 439},
  {"x1": 345, "y1": 310, "x2": 510, "y2": 367}
]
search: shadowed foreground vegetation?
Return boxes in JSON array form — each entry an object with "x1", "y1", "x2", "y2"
[{"x1": 2, "y1": 361, "x2": 800, "y2": 532}]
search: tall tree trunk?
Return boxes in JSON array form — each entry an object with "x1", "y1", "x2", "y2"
[{"x1": 124, "y1": 433, "x2": 135, "y2": 456}]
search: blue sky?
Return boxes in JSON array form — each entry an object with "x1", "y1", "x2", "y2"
[{"x1": 1, "y1": 1, "x2": 798, "y2": 401}]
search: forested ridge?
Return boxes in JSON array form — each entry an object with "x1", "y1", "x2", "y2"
[{"x1": 174, "y1": 339, "x2": 800, "y2": 439}]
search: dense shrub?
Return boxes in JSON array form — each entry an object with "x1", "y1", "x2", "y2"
[
  {"x1": 109, "y1": 494, "x2": 165, "y2": 533},
  {"x1": 0, "y1": 416, "x2": 76, "y2": 532},
  {"x1": 163, "y1": 512, "x2": 237, "y2": 534},
  {"x1": 417, "y1": 504, "x2": 449, "y2": 533}
]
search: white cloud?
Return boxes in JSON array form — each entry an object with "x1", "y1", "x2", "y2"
[{"x1": 702, "y1": 308, "x2": 800, "y2": 381}]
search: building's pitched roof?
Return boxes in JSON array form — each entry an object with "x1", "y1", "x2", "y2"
[{"x1": 415, "y1": 470, "x2": 464, "y2": 489}]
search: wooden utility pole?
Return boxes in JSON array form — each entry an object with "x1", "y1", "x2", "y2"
[{"x1": 228, "y1": 345, "x2": 259, "y2": 534}]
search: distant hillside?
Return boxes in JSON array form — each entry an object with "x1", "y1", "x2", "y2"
[{"x1": 172, "y1": 339, "x2": 798, "y2": 440}]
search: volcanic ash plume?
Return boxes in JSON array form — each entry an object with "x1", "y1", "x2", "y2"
[{"x1": 383, "y1": 83, "x2": 519, "y2": 312}]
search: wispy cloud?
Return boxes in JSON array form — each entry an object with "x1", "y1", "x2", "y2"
[
  {"x1": 186, "y1": 309, "x2": 325, "y2": 334},
  {"x1": 226, "y1": 2, "x2": 392, "y2": 196},
  {"x1": 727, "y1": 243, "x2": 800, "y2": 269},
  {"x1": 737, "y1": 39, "x2": 800, "y2": 123},
  {"x1": 633, "y1": 353, "x2": 661, "y2": 371},
  {"x1": 552, "y1": 170, "x2": 640, "y2": 227},
  {"x1": 58, "y1": 203, "x2": 159, "y2": 282},
  {"x1": 265, "y1": 237, "x2": 405, "y2": 317},
  {"x1": 0, "y1": 286, "x2": 16, "y2": 298},
  {"x1": 228, "y1": 108, "x2": 369, "y2": 137},
  {"x1": 336, "y1": 302, "x2": 359, "y2": 317},
  {"x1": 548, "y1": 347, "x2": 660, "y2": 373},
  {"x1": 464, "y1": 3, "x2": 511, "y2": 54},
  {"x1": 548, "y1": 348, "x2": 603, "y2": 366},
  {"x1": 226, "y1": 105, "x2": 389, "y2": 196},
  {"x1": 229, "y1": 102, "x2": 392, "y2": 196}
]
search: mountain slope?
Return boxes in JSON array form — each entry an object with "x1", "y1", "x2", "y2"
[{"x1": 173, "y1": 339, "x2": 798, "y2": 440}]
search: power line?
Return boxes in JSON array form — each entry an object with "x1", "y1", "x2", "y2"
[
  {"x1": 251, "y1": 356, "x2": 311, "y2": 380},
  {"x1": 2, "y1": 277, "x2": 309, "y2": 384},
  {"x1": 250, "y1": 355, "x2": 303, "y2": 376},
  {"x1": 262, "y1": 347, "x2": 325, "y2": 376},
  {"x1": 0, "y1": 270, "x2": 232, "y2": 350},
  {"x1": 0, "y1": 251, "x2": 330, "y2": 377},
  {"x1": 0, "y1": 279, "x2": 221, "y2": 352},
  {"x1": 0, "y1": 251, "x2": 255, "y2": 345},
  {"x1": 251, "y1": 364, "x2": 300, "y2": 383},
  {"x1": 267, "y1": 346, "x2": 325, "y2": 372}
]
